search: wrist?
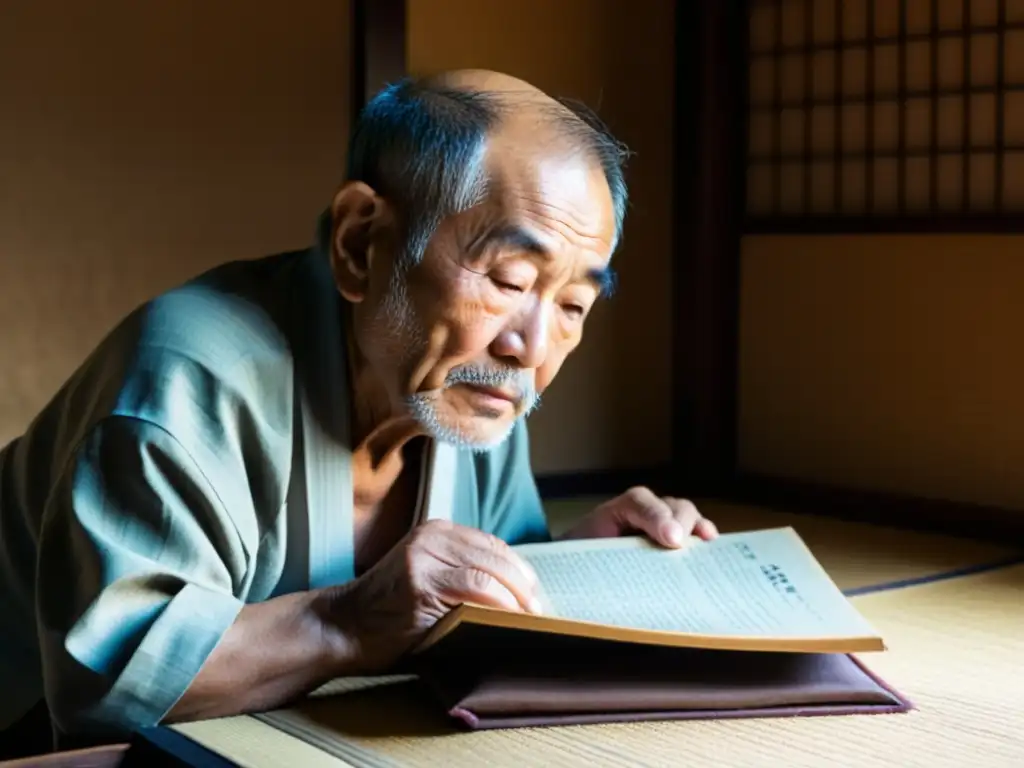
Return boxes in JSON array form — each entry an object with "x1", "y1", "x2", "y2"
[{"x1": 307, "y1": 583, "x2": 372, "y2": 678}]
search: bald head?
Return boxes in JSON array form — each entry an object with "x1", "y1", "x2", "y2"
[
  {"x1": 421, "y1": 68, "x2": 544, "y2": 95},
  {"x1": 341, "y1": 69, "x2": 629, "y2": 267},
  {"x1": 420, "y1": 69, "x2": 607, "y2": 160}
]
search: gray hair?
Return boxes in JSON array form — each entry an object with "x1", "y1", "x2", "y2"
[{"x1": 344, "y1": 78, "x2": 631, "y2": 268}]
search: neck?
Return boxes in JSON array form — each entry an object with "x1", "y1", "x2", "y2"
[{"x1": 346, "y1": 324, "x2": 426, "y2": 508}]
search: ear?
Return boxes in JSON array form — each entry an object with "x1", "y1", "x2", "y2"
[{"x1": 328, "y1": 181, "x2": 389, "y2": 303}]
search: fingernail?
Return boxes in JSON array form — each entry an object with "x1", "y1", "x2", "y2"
[
  {"x1": 528, "y1": 597, "x2": 544, "y2": 614},
  {"x1": 665, "y1": 523, "x2": 685, "y2": 546}
]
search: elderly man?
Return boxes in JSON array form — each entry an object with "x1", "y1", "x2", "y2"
[{"x1": 0, "y1": 70, "x2": 717, "y2": 752}]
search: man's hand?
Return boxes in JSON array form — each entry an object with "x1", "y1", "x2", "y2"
[
  {"x1": 559, "y1": 486, "x2": 718, "y2": 548},
  {"x1": 323, "y1": 519, "x2": 543, "y2": 674},
  {"x1": 170, "y1": 504, "x2": 703, "y2": 725},
  {"x1": 168, "y1": 520, "x2": 538, "y2": 723}
]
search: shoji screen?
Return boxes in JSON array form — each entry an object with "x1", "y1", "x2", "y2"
[{"x1": 746, "y1": 0, "x2": 1024, "y2": 227}]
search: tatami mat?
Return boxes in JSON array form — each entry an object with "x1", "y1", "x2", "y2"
[
  {"x1": 545, "y1": 497, "x2": 1022, "y2": 593},
  {"x1": 175, "y1": 563, "x2": 1024, "y2": 768}
]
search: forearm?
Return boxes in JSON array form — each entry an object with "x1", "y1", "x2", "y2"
[{"x1": 166, "y1": 589, "x2": 355, "y2": 722}]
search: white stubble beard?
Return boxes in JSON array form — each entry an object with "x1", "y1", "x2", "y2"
[{"x1": 377, "y1": 270, "x2": 540, "y2": 452}]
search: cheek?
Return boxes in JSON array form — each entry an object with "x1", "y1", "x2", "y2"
[
  {"x1": 456, "y1": 282, "x2": 516, "y2": 323},
  {"x1": 420, "y1": 267, "x2": 494, "y2": 317},
  {"x1": 535, "y1": 347, "x2": 572, "y2": 393},
  {"x1": 429, "y1": 275, "x2": 512, "y2": 354},
  {"x1": 447, "y1": 318, "x2": 504, "y2": 358},
  {"x1": 414, "y1": 306, "x2": 506, "y2": 369}
]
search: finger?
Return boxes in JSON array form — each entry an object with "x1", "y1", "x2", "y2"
[
  {"x1": 456, "y1": 551, "x2": 542, "y2": 614},
  {"x1": 419, "y1": 520, "x2": 539, "y2": 586},
  {"x1": 442, "y1": 523, "x2": 540, "y2": 588},
  {"x1": 435, "y1": 566, "x2": 526, "y2": 613},
  {"x1": 665, "y1": 497, "x2": 702, "y2": 538},
  {"x1": 664, "y1": 498, "x2": 718, "y2": 542},
  {"x1": 694, "y1": 516, "x2": 719, "y2": 541},
  {"x1": 425, "y1": 525, "x2": 542, "y2": 613},
  {"x1": 617, "y1": 487, "x2": 683, "y2": 548}
]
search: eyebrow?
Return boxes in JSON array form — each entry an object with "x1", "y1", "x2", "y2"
[
  {"x1": 481, "y1": 224, "x2": 548, "y2": 255},
  {"x1": 480, "y1": 224, "x2": 618, "y2": 298},
  {"x1": 588, "y1": 265, "x2": 618, "y2": 298}
]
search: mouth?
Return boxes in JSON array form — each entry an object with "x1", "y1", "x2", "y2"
[{"x1": 460, "y1": 384, "x2": 519, "y2": 410}]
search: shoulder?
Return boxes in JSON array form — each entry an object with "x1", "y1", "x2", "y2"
[
  {"x1": 122, "y1": 255, "x2": 305, "y2": 481},
  {"x1": 107, "y1": 254, "x2": 297, "y2": 430},
  {"x1": 133, "y1": 252, "x2": 300, "y2": 375},
  {"x1": 36, "y1": 254, "x2": 306, "y2": 505}
]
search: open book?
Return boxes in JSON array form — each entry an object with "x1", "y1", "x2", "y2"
[
  {"x1": 409, "y1": 528, "x2": 910, "y2": 729},
  {"x1": 417, "y1": 526, "x2": 885, "y2": 655}
]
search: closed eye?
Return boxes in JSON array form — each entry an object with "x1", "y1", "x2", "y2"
[
  {"x1": 492, "y1": 277, "x2": 525, "y2": 293},
  {"x1": 562, "y1": 303, "x2": 585, "y2": 319}
]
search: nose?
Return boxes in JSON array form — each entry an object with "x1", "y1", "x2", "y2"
[{"x1": 490, "y1": 297, "x2": 551, "y2": 370}]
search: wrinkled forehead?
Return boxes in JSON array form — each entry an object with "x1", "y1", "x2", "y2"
[{"x1": 476, "y1": 132, "x2": 617, "y2": 251}]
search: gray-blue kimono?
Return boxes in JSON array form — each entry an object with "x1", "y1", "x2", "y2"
[{"x1": 0, "y1": 231, "x2": 549, "y2": 739}]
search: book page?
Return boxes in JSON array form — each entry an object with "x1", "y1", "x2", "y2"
[{"x1": 513, "y1": 528, "x2": 879, "y2": 640}]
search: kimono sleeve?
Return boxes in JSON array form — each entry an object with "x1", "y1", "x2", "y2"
[
  {"x1": 36, "y1": 415, "x2": 250, "y2": 736},
  {"x1": 477, "y1": 419, "x2": 551, "y2": 546}
]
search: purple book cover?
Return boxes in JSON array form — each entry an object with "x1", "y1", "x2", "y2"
[{"x1": 416, "y1": 638, "x2": 913, "y2": 731}]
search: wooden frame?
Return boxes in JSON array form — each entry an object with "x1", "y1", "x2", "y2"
[
  {"x1": 350, "y1": 0, "x2": 406, "y2": 115},
  {"x1": 746, "y1": 214, "x2": 1024, "y2": 234},
  {"x1": 680, "y1": 0, "x2": 1024, "y2": 543},
  {"x1": 670, "y1": 0, "x2": 746, "y2": 498},
  {"x1": 746, "y1": 0, "x2": 1024, "y2": 232}
]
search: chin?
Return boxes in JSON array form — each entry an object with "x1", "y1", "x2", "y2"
[
  {"x1": 405, "y1": 395, "x2": 518, "y2": 452},
  {"x1": 429, "y1": 415, "x2": 517, "y2": 453}
]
